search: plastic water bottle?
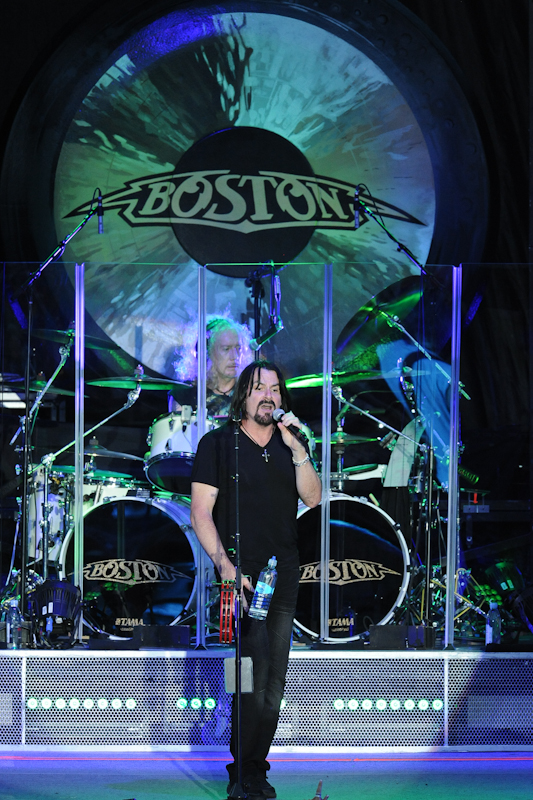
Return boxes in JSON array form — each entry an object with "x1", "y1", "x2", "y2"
[
  {"x1": 6, "y1": 598, "x2": 23, "y2": 650},
  {"x1": 485, "y1": 600, "x2": 502, "y2": 645},
  {"x1": 248, "y1": 557, "x2": 277, "y2": 620}
]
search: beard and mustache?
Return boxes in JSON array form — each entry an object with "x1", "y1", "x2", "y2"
[{"x1": 252, "y1": 400, "x2": 276, "y2": 426}]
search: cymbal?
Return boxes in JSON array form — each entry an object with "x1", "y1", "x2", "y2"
[
  {"x1": 84, "y1": 444, "x2": 144, "y2": 461},
  {"x1": 50, "y1": 465, "x2": 134, "y2": 480},
  {"x1": 87, "y1": 375, "x2": 192, "y2": 391},
  {"x1": 3, "y1": 381, "x2": 76, "y2": 396},
  {"x1": 287, "y1": 371, "x2": 383, "y2": 389},
  {"x1": 32, "y1": 328, "x2": 120, "y2": 351},
  {"x1": 335, "y1": 276, "x2": 423, "y2": 372},
  {"x1": 314, "y1": 432, "x2": 380, "y2": 445}
]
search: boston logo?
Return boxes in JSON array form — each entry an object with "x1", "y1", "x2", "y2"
[
  {"x1": 299, "y1": 558, "x2": 401, "y2": 586},
  {"x1": 83, "y1": 558, "x2": 187, "y2": 586},
  {"x1": 66, "y1": 127, "x2": 423, "y2": 269}
]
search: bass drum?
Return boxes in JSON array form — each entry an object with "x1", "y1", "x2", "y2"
[
  {"x1": 60, "y1": 495, "x2": 196, "y2": 637},
  {"x1": 295, "y1": 493, "x2": 410, "y2": 641}
]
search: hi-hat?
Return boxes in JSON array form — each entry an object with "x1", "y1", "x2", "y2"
[
  {"x1": 84, "y1": 443, "x2": 144, "y2": 461},
  {"x1": 32, "y1": 328, "x2": 120, "y2": 351},
  {"x1": 335, "y1": 276, "x2": 423, "y2": 372},
  {"x1": 87, "y1": 375, "x2": 193, "y2": 391}
]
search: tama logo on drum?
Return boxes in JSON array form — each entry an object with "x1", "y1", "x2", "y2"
[
  {"x1": 84, "y1": 559, "x2": 184, "y2": 585},
  {"x1": 300, "y1": 558, "x2": 400, "y2": 585}
]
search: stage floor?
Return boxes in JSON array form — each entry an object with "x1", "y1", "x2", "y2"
[{"x1": 0, "y1": 750, "x2": 532, "y2": 800}]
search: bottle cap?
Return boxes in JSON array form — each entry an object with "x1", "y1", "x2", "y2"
[
  {"x1": 489, "y1": 600, "x2": 498, "y2": 610},
  {"x1": 268, "y1": 556, "x2": 277, "y2": 568}
]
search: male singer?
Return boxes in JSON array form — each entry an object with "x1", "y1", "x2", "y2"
[{"x1": 190, "y1": 360, "x2": 321, "y2": 798}]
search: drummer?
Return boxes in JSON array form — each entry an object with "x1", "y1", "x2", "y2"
[{"x1": 169, "y1": 316, "x2": 252, "y2": 419}]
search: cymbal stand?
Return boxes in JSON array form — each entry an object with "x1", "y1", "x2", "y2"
[
  {"x1": 40, "y1": 366, "x2": 144, "y2": 469},
  {"x1": 332, "y1": 386, "x2": 425, "y2": 452},
  {"x1": 374, "y1": 308, "x2": 470, "y2": 401},
  {"x1": 10, "y1": 338, "x2": 74, "y2": 448}
]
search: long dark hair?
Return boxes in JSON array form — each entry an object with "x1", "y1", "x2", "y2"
[{"x1": 229, "y1": 360, "x2": 291, "y2": 421}]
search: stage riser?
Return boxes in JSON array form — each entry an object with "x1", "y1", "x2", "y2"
[{"x1": 0, "y1": 652, "x2": 532, "y2": 750}]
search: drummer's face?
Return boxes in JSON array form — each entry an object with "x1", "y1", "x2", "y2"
[
  {"x1": 210, "y1": 329, "x2": 241, "y2": 381},
  {"x1": 245, "y1": 368, "x2": 282, "y2": 425}
]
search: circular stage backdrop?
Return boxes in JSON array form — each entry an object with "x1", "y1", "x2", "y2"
[{"x1": 2, "y1": 1, "x2": 488, "y2": 378}]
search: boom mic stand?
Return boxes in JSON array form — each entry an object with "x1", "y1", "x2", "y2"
[{"x1": 9, "y1": 189, "x2": 102, "y2": 618}]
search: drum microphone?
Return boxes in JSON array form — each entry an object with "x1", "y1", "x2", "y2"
[{"x1": 272, "y1": 408, "x2": 309, "y2": 447}]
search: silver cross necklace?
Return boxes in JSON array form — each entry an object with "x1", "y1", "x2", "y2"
[{"x1": 241, "y1": 424, "x2": 274, "y2": 463}]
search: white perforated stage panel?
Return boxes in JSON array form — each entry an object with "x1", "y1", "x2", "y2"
[{"x1": 0, "y1": 651, "x2": 532, "y2": 751}]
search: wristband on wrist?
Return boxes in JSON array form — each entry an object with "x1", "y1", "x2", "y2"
[{"x1": 292, "y1": 454, "x2": 310, "y2": 467}]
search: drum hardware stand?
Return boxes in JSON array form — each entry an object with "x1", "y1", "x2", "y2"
[
  {"x1": 39, "y1": 366, "x2": 144, "y2": 469},
  {"x1": 370, "y1": 308, "x2": 471, "y2": 401},
  {"x1": 332, "y1": 386, "x2": 425, "y2": 454},
  {"x1": 8, "y1": 188, "x2": 104, "y2": 618}
]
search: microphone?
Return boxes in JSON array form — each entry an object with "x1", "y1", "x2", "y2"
[
  {"x1": 97, "y1": 189, "x2": 104, "y2": 234},
  {"x1": 354, "y1": 185, "x2": 360, "y2": 230},
  {"x1": 249, "y1": 320, "x2": 283, "y2": 351},
  {"x1": 272, "y1": 408, "x2": 309, "y2": 447}
]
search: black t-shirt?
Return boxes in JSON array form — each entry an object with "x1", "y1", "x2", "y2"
[{"x1": 191, "y1": 421, "x2": 299, "y2": 572}]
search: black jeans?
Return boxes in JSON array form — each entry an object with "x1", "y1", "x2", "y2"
[{"x1": 228, "y1": 567, "x2": 300, "y2": 781}]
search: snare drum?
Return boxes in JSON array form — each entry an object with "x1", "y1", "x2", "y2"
[
  {"x1": 144, "y1": 410, "x2": 218, "y2": 494},
  {"x1": 295, "y1": 492, "x2": 409, "y2": 641},
  {"x1": 60, "y1": 494, "x2": 197, "y2": 636}
]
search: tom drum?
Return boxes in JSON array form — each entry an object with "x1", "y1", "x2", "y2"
[{"x1": 144, "y1": 410, "x2": 217, "y2": 494}]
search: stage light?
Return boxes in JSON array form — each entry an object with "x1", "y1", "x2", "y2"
[
  {"x1": 376, "y1": 698, "x2": 387, "y2": 710},
  {"x1": 404, "y1": 699, "x2": 415, "y2": 710},
  {"x1": 280, "y1": 699, "x2": 287, "y2": 710},
  {"x1": 191, "y1": 697, "x2": 202, "y2": 710},
  {"x1": 111, "y1": 698, "x2": 123, "y2": 710},
  {"x1": 347, "y1": 699, "x2": 359, "y2": 710},
  {"x1": 390, "y1": 699, "x2": 401, "y2": 710},
  {"x1": 55, "y1": 698, "x2": 66, "y2": 710},
  {"x1": 69, "y1": 698, "x2": 80, "y2": 710},
  {"x1": 98, "y1": 698, "x2": 109, "y2": 710},
  {"x1": 83, "y1": 698, "x2": 95, "y2": 709},
  {"x1": 333, "y1": 698, "x2": 345, "y2": 710},
  {"x1": 432, "y1": 699, "x2": 444, "y2": 710},
  {"x1": 125, "y1": 698, "x2": 137, "y2": 710},
  {"x1": 418, "y1": 699, "x2": 429, "y2": 710},
  {"x1": 362, "y1": 699, "x2": 373, "y2": 710},
  {"x1": 204, "y1": 698, "x2": 216, "y2": 710},
  {"x1": 41, "y1": 698, "x2": 52, "y2": 709},
  {"x1": 176, "y1": 698, "x2": 188, "y2": 709},
  {"x1": 27, "y1": 698, "x2": 38, "y2": 710}
]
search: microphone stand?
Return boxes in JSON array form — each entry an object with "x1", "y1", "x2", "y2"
[
  {"x1": 10, "y1": 191, "x2": 101, "y2": 618},
  {"x1": 228, "y1": 415, "x2": 247, "y2": 800}
]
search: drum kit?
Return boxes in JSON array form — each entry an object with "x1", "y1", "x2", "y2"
[{"x1": 2, "y1": 276, "x2": 463, "y2": 647}]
